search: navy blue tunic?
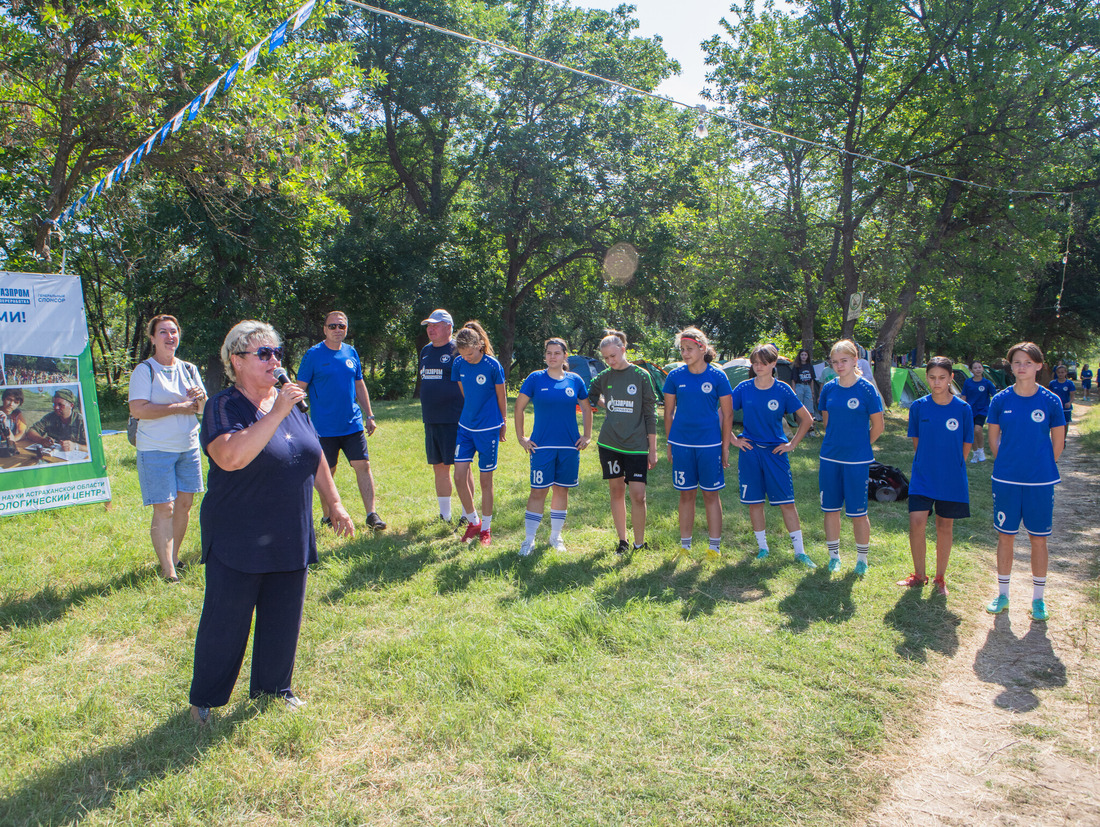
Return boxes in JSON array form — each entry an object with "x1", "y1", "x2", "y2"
[{"x1": 200, "y1": 387, "x2": 322, "y2": 573}]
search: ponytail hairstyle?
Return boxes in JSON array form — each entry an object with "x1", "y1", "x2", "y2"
[
  {"x1": 677, "y1": 326, "x2": 717, "y2": 364},
  {"x1": 829, "y1": 339, "x2": 862, "y2": 377},
  {"x1": 599, "y1": 328, "x2": 628, "y2": 350},
  {"x1": 544, "y1": 337, "x2": 569, "y2": 354},
  {"x1": 456, "y1": 320, "x2": 494, "y2": 357},
  {"x1": 749, "y1": 343, "x2": 779, "y2": 366},
  {"x1": 926, "y1": 355, "x2": 954, "y2": 375}
]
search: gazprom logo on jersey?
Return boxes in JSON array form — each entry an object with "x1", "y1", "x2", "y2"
[
  {"x1": 0, "y1": 286, "x2": 31, "y2": 306},
  {"x1": 476, "y1": 374, "x2": 487, "y2": 385},
  {"x1": 606, "y1": 397, "x2": 635, "y2": 414},
  {"x1": 701, "y1": 382, "x2": 713, "y2": 393},
  {"x1": 768, "y1": 400, "x2": 780, "y2": 411},
  {"x1": 946, "y1": 418, "x2": 959, "y2": 431},
  {"x1": 847, "y1": 398, "x2": 859, "y2": 409},
  {"x1": 1031, "y1": 409, "x2": 1045, "y2": 422}
]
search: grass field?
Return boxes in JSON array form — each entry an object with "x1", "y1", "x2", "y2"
[{"x1": 0, "y1": 401, "x2": 1002, "y2": 825}]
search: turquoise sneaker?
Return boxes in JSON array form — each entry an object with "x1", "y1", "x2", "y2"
[
  {"x1": 827, "y1": 557, "x2": 842, "y2": 573},
  {"x1": 755, "y1": 548, "x2": 769, "y2": 560},
  {"x1": 986, "y1": 594, "x2": 1010, "y2": 615},
  {"x1": 854, "y1": 560, "x2": 868, "y2": 577},
  {"x1": 794, "y1": 553, "x2": 817, "y2": 569},
  {"x1": 1028, "y1": 599, "x2": 1049, "y2": 621}
]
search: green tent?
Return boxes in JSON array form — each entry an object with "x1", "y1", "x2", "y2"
[
  {"x1": 629, "y1": 359, "x2": 667, "y2": 404},
  {"x1": 890, "y1": 367, "x2": 930, "y2": 407}
]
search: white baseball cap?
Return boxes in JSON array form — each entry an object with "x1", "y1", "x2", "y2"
[{"x1": 421, "y1": 309, "x2": 454, "y2": 326}]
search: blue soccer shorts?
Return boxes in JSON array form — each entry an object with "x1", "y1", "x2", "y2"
[
  {"x1": 455, "y1": 427, "x2": 499, "y2": 472},
  {"x1": 530, "y1": 447, "x2": 580, "y2": 488},
  {"x1": 819, "y1": 459, "x2": 870, "y2": 518},
  {"x1": 670, "y1": 443, "x2": 725, "y2": 491},
  {"x1": 992, "y1": 480, "x2": 1055, "y2": 536},
  {"x1": 737, "y1": 446, "x2": 795, "y2": 505}
]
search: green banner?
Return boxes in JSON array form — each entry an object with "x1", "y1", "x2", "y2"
[{"x1": 0, "y1": 272, "x2": 111, "y2": 516}]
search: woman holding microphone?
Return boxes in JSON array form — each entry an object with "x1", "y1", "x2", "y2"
[{"x1": 189, "y1": 321, "x2": 353, "y2": 724}]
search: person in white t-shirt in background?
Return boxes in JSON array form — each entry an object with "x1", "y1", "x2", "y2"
[{"x1": 128, "y1": 314, "x2": 207, "y2": 583}]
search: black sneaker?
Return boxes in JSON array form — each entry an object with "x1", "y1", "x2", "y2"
[
  {"x1": 456, "y1": 515, "x2": 469, "y2": 528},
  {"x1": 632, "y1": 542, "x2": 648, "y2": 552},
  {"x1": 615, "y1": 539, "x2": 630, "y2": 556},
  {"x1": 320, "y1": 516, "x2": 333, "y2": 529},
  {"x1": 366, "y1": 512, "x2": 387, "y2": 530}
]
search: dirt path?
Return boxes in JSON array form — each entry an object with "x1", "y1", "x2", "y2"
[{"x1": 868, "y1": 410, "x2": 1100, "y2": 827}]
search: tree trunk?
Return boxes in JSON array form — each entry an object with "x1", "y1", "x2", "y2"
[{"x1": 915, "y1": 317, "x2": 927, "y2": 365}]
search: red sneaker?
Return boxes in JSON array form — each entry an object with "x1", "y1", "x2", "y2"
[
  {"x1": 932, "y1": 576, "x2": 949, "y2": 596},
  {"x1": 896, "y1": 573, "x2": 929, "y2": 588},
  {"x1": 479, "y1": 529, "x2": 492, "y2": 547},
  {"x1": 461, "y1": 522, "x2": 482, "y2": 543}
]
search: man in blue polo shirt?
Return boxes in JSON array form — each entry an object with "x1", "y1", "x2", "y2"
[
  {"x1": 296, "y1": 310, "x2": 386, "y2": 530},
  {"x1": 418, "y1": 308, "x2": 471, "y2": 524}
]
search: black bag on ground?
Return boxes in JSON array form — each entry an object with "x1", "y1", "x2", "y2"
[{"x1": 868, "y1": 461, "x2": 909, "y2": 502}]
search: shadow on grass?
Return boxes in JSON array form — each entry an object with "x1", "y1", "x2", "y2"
[
  {"x1": 0, "y1": 568, "x2": 159, "y2": 631},
  {"x1": 973, "y1": 612, "x2": 1066, "y2": 713},
  {"x1": 882, "y1": 588, "x2": 961, "y2": 661},
  {"x1": 597, "y1": 552, "x2": 774, "y2": 619},
  {"x1": 0, "y1": 702, "x2": 259, "y2": 825},
  {"x1": 776, "y1": 567, "x2": 857, "y2": 632},
  {"x1": 320, "y1": 528, "x2": 444, "y2": 602}
]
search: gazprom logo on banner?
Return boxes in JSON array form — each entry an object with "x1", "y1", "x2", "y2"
[{"x1": 0, "y1": 286, "x2": 31, "y2": 306}]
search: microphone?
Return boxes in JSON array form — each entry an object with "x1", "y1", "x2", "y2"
[{"x1": 273, "y1": 368, "x2": 309, "y2": 413}]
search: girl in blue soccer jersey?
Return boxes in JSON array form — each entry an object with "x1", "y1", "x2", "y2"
[
  {"x1": 515, "y1": 338, "x2": 593, "y2": 556},
  {"x1": 899, "y1": 357, "x2": 974, "y2": 596},
  {"x1": 450, "y1": 321, "x2": 507, "y2": 547},
  {"x1": 1049, "y1": 364, "x2": 1075, "y2": 425},
  {"x1": 818, "y1": 339, "x2": 885, "y2": 575},
  {"x1": 730, "y1": 344, "x2": 816, "y2": 567},
  {"x1": 1080, "y1": 363, "x2": 1092, "y2": 401},
  {"x1": 963, "y1": 359, "x2": 996, "y2": 463},
  {"x1": 985, "y1": 342, "x2": 1066, "y2": 622},
  {"x1": 663, "y1": 327, "x2": 733, "y2": 559}
]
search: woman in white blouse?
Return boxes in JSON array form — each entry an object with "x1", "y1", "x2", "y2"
[{"x1": 128, "y1": 314, "x2": 207, "y2": 582}]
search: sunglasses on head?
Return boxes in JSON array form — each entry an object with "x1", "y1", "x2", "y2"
[
  {"x1": 238, "y1": 346, "x2": 284, "y2": 361},
  {"x1": 327, "y1": 323, "x2": 347, "y2": 330}
]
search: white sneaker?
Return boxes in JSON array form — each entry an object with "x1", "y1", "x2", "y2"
[
  {"x1": 976, "y1": 449, "x2": 986, "y2": 462},
  {"x1": 969, "y1": 453, "x2": 980, "y2": 463},
  {"x1": 519, "y1": 539, "x2": 535, "y2": 557},
  {"x1": 549, "y1": 536, "x2": 567, "y2": 553}
]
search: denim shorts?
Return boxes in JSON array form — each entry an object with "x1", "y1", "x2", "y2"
[{"x1": 137, "y1": 448, "x2": 204, "y2": 506}]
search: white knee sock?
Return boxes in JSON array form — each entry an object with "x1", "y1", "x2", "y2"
[
  {"x1": 1032, "y1": 576, "x2": 1046, "y2": 601},
  {"x1": 439, "y1": 497, "x2": 452, "y2": 521},
  {"x1": 789, "y1": 530, "x2": 805, "y2": 556},
  {"x1": 754, "y1": 530, "x2": 768, "y2": 551},
  {"x1": 481, "y1": 513, "x2": 493, "y2": 532},
  {"x1": 549, "y1": 509, "x2": 567, "y2": 542},
  {"x1": 524, "y1": 510, "x2": 542, "y2": 544}
]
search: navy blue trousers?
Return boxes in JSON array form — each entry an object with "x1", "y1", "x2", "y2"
[{"x1": 189, "y1": 553, "x2": 309, "y2": 708}]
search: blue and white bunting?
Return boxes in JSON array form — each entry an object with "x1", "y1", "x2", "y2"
[
  {"x1": 269, "y1": 21, "x2": 289, "y2": 52},
  {"x1": 55, "y1": 0, "x2": 324, "y2": 226},
  {"x1": 292, "y1": 1, "x2": 316, "y2": 31},
  {"x1": 223, "y1": 62, "x2": 241, "y2": 93}
]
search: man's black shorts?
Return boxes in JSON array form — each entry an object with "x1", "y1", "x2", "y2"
[
  {"x1": 972, "y1": 414, "x2": 987, "y2": 427},
  {"x1": 598, "y1": 445, "x2": 648, "y2": 484},
  {"x1": 425, "y1": 422, "x2": 459, "y2": 465},
  {"x1": 319, "y1": 431, "x2": 368, "y2": 468},
  {"x1": 908, "y1": 494, "x2": 970, "y2": 519}
]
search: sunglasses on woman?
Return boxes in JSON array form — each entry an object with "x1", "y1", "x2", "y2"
[{"x1": 238, "y1": 346, "x2": 284, "y2": 361}]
